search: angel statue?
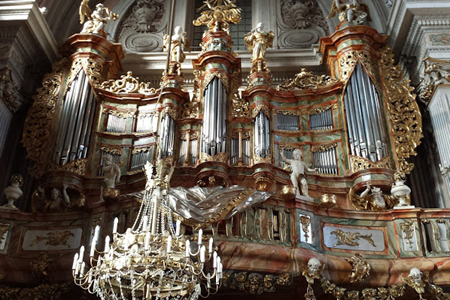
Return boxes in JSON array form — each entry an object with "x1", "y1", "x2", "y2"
[
  {"x1": 163, "y1": 26, "x2": 191, "y2": 63},
  {"x1": 244, "y1": 22, "x2": 274, "y2": 61},
  {"x1": 79, "y1": 1, "x2": 119, "y2": 36},
  {"x1": 327, "y1": 0, "x2": 371, "y2": 24}
]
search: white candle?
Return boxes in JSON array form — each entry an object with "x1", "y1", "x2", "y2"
[
  {"x1": 175, "y1": 220, "x2": 181, "y2": 236},
  {"x1": 90, "y1": 243, "x2": 96, "y2": 257},
  {"x1": 209, "y1": 237, "x2": 213, "y2": 253},
  {"x1": 94, "y1": 225, "x2": 100, "y2": 244},
  {"x1": 104, "y1": 235, "x2": 110, "y2": 252},
  {"x1": 75, "y1": 261, "x2": 80, "y2": 275},
  {"x1": 78, "y1": 246, "x2": 85, "y2": 262},
  {"x1": 198, "y1": 229, "x2": 203, "y2": 245},
  {"x1": 167, "y1": 235, "x2": 172, "y2": 253},
  {"x1": 142, "y1": 216, "x2": 148, "y2": 231},
  {"x1": 144, "y1": 232, "x2": 150, "y2": 250},
  {"x1": 113, "y1": 217, "x2": 118, "y2": 234},
  {"x1": 217, "y1": 257, "x2": 222, "y2": 273},
  {"x1": 213, "y1": 251, "x2": 217, "y2": 268},
  {"x1": 200, "y1": 245, "x2": 206, "y2": 262},
  {"x1": 72, "y1": 253, "x2": 79, "y2": 270},
  {"x1": 185, "y1": 240, "x2": 190, "y2": 257},
  {"x1": 207, "y1": 273, "x2": 211, "y2": 288},
  {"x1": 80, "y1": 261, "x2": 85, "y2": 276}
]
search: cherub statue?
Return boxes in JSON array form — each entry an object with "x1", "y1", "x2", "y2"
[
  {"x1": 347, "y1": 253, "x2": 370, "y2": 283},
  {"x1": 80, "y1": 2, "x2": 119, "y2": 35},
  {"x1": 163, "y1": 26, "x2": 191, "y2": 63},
  {"x1": 350, "y1": 184, "x2": 396, "y2": 211},
  {"x1": 328, "y1": 0, "x2": 371, "y2": 24},
  {"x1": 101, "y1": 154, "x2": 121, "y2": 189},
  {"x1": 244, "y1": 22, "x2": 274, "y2": 61},
  {"x1": 281, "y1": 149, "x2": 318, "y2": 197},
  {"x1": 404, "y1": 268, "x2": 427, "y2": 299},
  {"x1": 302, "y1": 258, "x2": 323, "y2": 284}
]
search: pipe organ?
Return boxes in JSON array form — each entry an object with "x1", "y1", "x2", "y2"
[
  {"x1": 53, "y1": 70, "x2": 96, "y2": 165},
  {"x1": 343, "y1": 63, "x2": 387, "y2": 162},
  {"x1": 309, "y1": 108, "x2": 333, "y2": 131},
  {"x1": 312, "y1": 145, "x2": 338, "y2": 175},
  {"x1": 276, "y1": 111, "x2": 299, "y2": 131},
  {"x1": 158, "y1": 112, "x2": 175, "y2": 158},
  {"x1": 201, "y1": 77, "x2": 227, "y2": 157}
]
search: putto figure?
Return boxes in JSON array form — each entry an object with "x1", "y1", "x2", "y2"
[
  {"x1": 80, "y1": 1, "x2": 119, "y2": 36},
  {"x1": 281, "y1": 149, "x2": 317, "y2": 197},
  {"x1": 101, "y1": 154, "x2": 121, "y2": 189},
  {"x1": 244, "y1": 22, "x2": 274, "y2": 61},
  {"x1": 163, "y1": 26, "x2": 191, "y2": 63},
  {"x1": 327, "y1": 0, "x2": 371, "y2": 24}
]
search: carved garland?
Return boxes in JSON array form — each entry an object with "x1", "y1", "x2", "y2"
[
  {"x1": 311, "y1": 143, "x2": 337, "y2": 153},
  {"x1": 223, "y1": 271, "x2": 293, "y2": 295},
  {"x1": 380, "y1": 47, "x2": 422, "y2": 174}
]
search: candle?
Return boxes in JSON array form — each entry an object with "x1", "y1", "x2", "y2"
[
  {"x1": 213, "y1": 251, "x2": 217, "y2": 268},
  {"x1": 167, "y1": 235, "x2": 172, "y2": 253},
  {"x1": 80, "y1": 261, "x2": 85, "y2": 276},
  {"x1": 200, "y1": 245, "x2": 205, "y2": 262},
  {"x1": 94, "y1": 225, "x2": 100, "y2": 244},
  {"x1": 79, "y1": 246, "x2": 85, "y2": 262},
  {"x1": 142, "y1": 216, "x2": 148, "y2": 231},
  {"x1": 198, "y1": 229, "x2": 203, "y2": 245},
  {"x1": 208, "y1": 237, "x2": 213, "y2": 253},
  {"x1": 185, "y1": 240, "x2": 190, "y2": 257},
  {"x1": 104, "y1": 236, "x2": 110, "y2": 252},
  {"x1": 113, "y1": 217, "x2": 118, "y2": 234},
  {"x1": 72, "y1": 253, "x2": 79, "y2": 270}
]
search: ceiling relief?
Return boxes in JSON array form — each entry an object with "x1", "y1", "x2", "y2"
[
  {"x1": 115, "y1": 0, "x2": 167, "y2": 53},
  {"x1": 277, "y1": 0, "x2": 329, "y2": 48}
]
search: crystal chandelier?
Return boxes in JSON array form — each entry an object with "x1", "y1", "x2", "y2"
[{"x1": 72, "y1": 158, "x2": 223, "y2": 300}]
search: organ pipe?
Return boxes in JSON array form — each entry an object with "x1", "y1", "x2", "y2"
[
  {"x1": 158, "y1": 113, "x2": 175, "y2": 158},
  {"x1": 254, "y1": 111, "x2": 270, "y2": 158},
  {"x1": 53, "y1": 70, "x2": 96, "y2": 165},
  {"x1": 344, "y1": 63, "x2": 387, "y2": 162},
  {"x1": 201, "y1": 77, "x2": 227, "y2": 157}
]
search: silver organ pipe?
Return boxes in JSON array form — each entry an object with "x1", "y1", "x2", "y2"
[
  {"x1": 310, "y1": 108, "x2": 333, "y2": 131},
  {"x1": 254, "y1": 111, "x2": 270, "y2": 158},
  {"x1": 190, "y1": 139, "x2": 198, "y2": 165},
  {"x1": 53, "y1": 70, "x2": 96, "y2": 165},
  {"x1": 277, "y1": 113, "x2": 299, "y2": 131},
  {"x1": 231, "y1": 138, "x2": 238, "y2": 165},
  {"x1": 201, "y1": 77, "x2": 227, "y2": 157},
  {"x1": 131, "y1": 148, "x2": 151, "y2": 172},
  {"x1": 106, "y1": 114, "x2": 127, "y2": 133},
  {"x1": 179, "y1": 139, "x2": 188, "y2": 164},
  {"x1": 344, "y1": 63, "x2": 387, "y2": 162},
  {"x1": 158, "y1": 113, "x2": 175, "y2": 158},
  {"x1": 136, "y1": 113, "x2": 156, "y2": 133},
  {"x1": 313, "y1": 146, "x2": 338, "y2": 175},
  {"x1": 243, "y1": 137, "x2": 250, "y2": 165}
]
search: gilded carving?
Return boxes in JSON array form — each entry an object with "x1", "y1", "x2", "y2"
[
  {"x1": 132, "y1": 147, "x2": 152, "y2": 154},
  {"x1": 328, "y1": 0, "x2": 371, "y2": 24},
  {"x1": 309, "y1": 103, "x2": 335, "y2": 116},
  {"x1": 200, "y1": 152, "x2": 227, "y2": 163},
  {"x1": 0, "y1": 68, "x2": 25, "y2": 113},
  {"x1": 380, "y1": 47, "x2": 422, "y2": 174},
  {"x1": 30, "y1": 252, "x2": 52, "y2": 280},
  {"x1": 203, "y1": 73, "x2": 229, "y2": 90},
  {"x1": 254, "y1": 155, "x2": 272, "y2": 164},
  {"x1": 311, "y1": 143, "x2": 337, "y2": 153},
  {"x1": 47, "y1": 158, "x2": 87, "y2": 176},
  {"x1": 251, "y1": 104, "x2": 269, "y2": 118},
  {"x1": 103, "y1": 108, "x2": 134, "y2": 119},
  {"x1": 277, "y1": 68, "x2": 337, "y2": 91},
  {"x1": 182, "y1": 101, "x2": 200, "y2": 119},
  {"x1": 347, "y1": 253, "x2": 370, "y2": 283},
  {"x1": 231, "y1": 92, "x2": 250, "y2": 118},
  {"x1": 101, "y1": 146, "x2": 123, "y2": 156},
  {"x1": 400, "y1": 221, "x2": 415, "y2": 249},
  {"x1": 0, "y1": 283, "x2": 70, "y2": 300},
  {"x1": 331, "y1": 229, "x2": 376, "y2": 247},
  {"x1": 79, "y1": 1, "x2": 119, "y2": 36},
  {"x1": 339, "y1": 51, "x2": 374, "y2": 82},
  {"x1": 0, "y1": 224, "x2": 9, "y2": 243},
  {"x1": 299, "y1": 215, "x2": 311, "y2": 241},
  {"x1": 349, "y1": 184, "x2": 396, "y2": 211},
  {"x1": 22, "y1": 58, "x2": 69, "y2": 177},
  {"x1": 99, "y1": 71, "x2": 157, "y2": 94},
  {"x1": 350, "y1": 155, "x2": 392, "y2": 173},
  {"x1": 223, "y1": 271, "x2": 292, "y2": 295},
  {"x1": 193, "y1": 0, "x2": 241, "y2": 32},
  {"x1": 68, "y1": 57, "x2": 103, "y2": 86},
  {"x1": 30, "y1": 231, "x2": 75, "y2": 247},
  {"x1": 162, "y1": 107, "x2": 178, "y2": 120}
]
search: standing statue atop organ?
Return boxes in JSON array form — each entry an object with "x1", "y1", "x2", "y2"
[
  {"x1": 79, "y1": 1, "x2": 119, "y2": 36},
  {"x1": 244, "y1": 22, "x2": 274, "y2": 61},
  {"x1": 281, "y1": 149, "x2": 318, "y2": 198},
  {"x1": 193, "y1": 0, "x2": 241, "y2": 32},
  {"x1": 163, "y1": 26, "x2": 191, "y2": 63},
  {"x1": 327, "y1": 0, "x2": 371, "y2": 24}
]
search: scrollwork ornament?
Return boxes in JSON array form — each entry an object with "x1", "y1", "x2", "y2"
[
  {"x1": 350, "y1": 155, "x2": 392, "y2": 173},
  {"x1": 339, "y1": 51, "x2": 374, "y2": 82},
  {"x1": 182, "y1": 101, "x2": 199, "y2": 119},
  {"x1": 251, "y1": 104, "x2": 269, "y2": 118},
  {"x1": 68, "y1": 58, "x2": 103, "y2": 87},
  {"x1": 231, "y1": 92, "x2": 250, "y2": 118},
  {"x1": 347, "y1": 253, "x2": 370, "y2": 283},
  {"x1": 203, "y1": 73, "x2": 229, "y2": 90},
  {"x1": 223, "y1": 271, "x2": 292, "y2": 295},
  {"x1": 277, "y1": 68, "x2": 337, "y2": 91},
  {"x1": 400, "y1": 221, "x2": 415, "y2": 249},
  {"x1": 380, "y1": 47, "x2": 422, "y2": 174},
  {"x1": 331, "y1": 229, "x2": 376, "y2": 247},
  {"x1": 311, "y1": 143, "x2": 337, "y2": 153},
  {"x1": 99, "y1": 71, "x2": 157, "y2": 94},
  {"x1": 47, "y1": 158, "x2": 87, "y2": 176},
  {"x1": 101, "y1": 146, "x2": 123, "y2": 156},
  {"x1": 23, "y1": 58, "x2": 69, "y2": 177}
]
